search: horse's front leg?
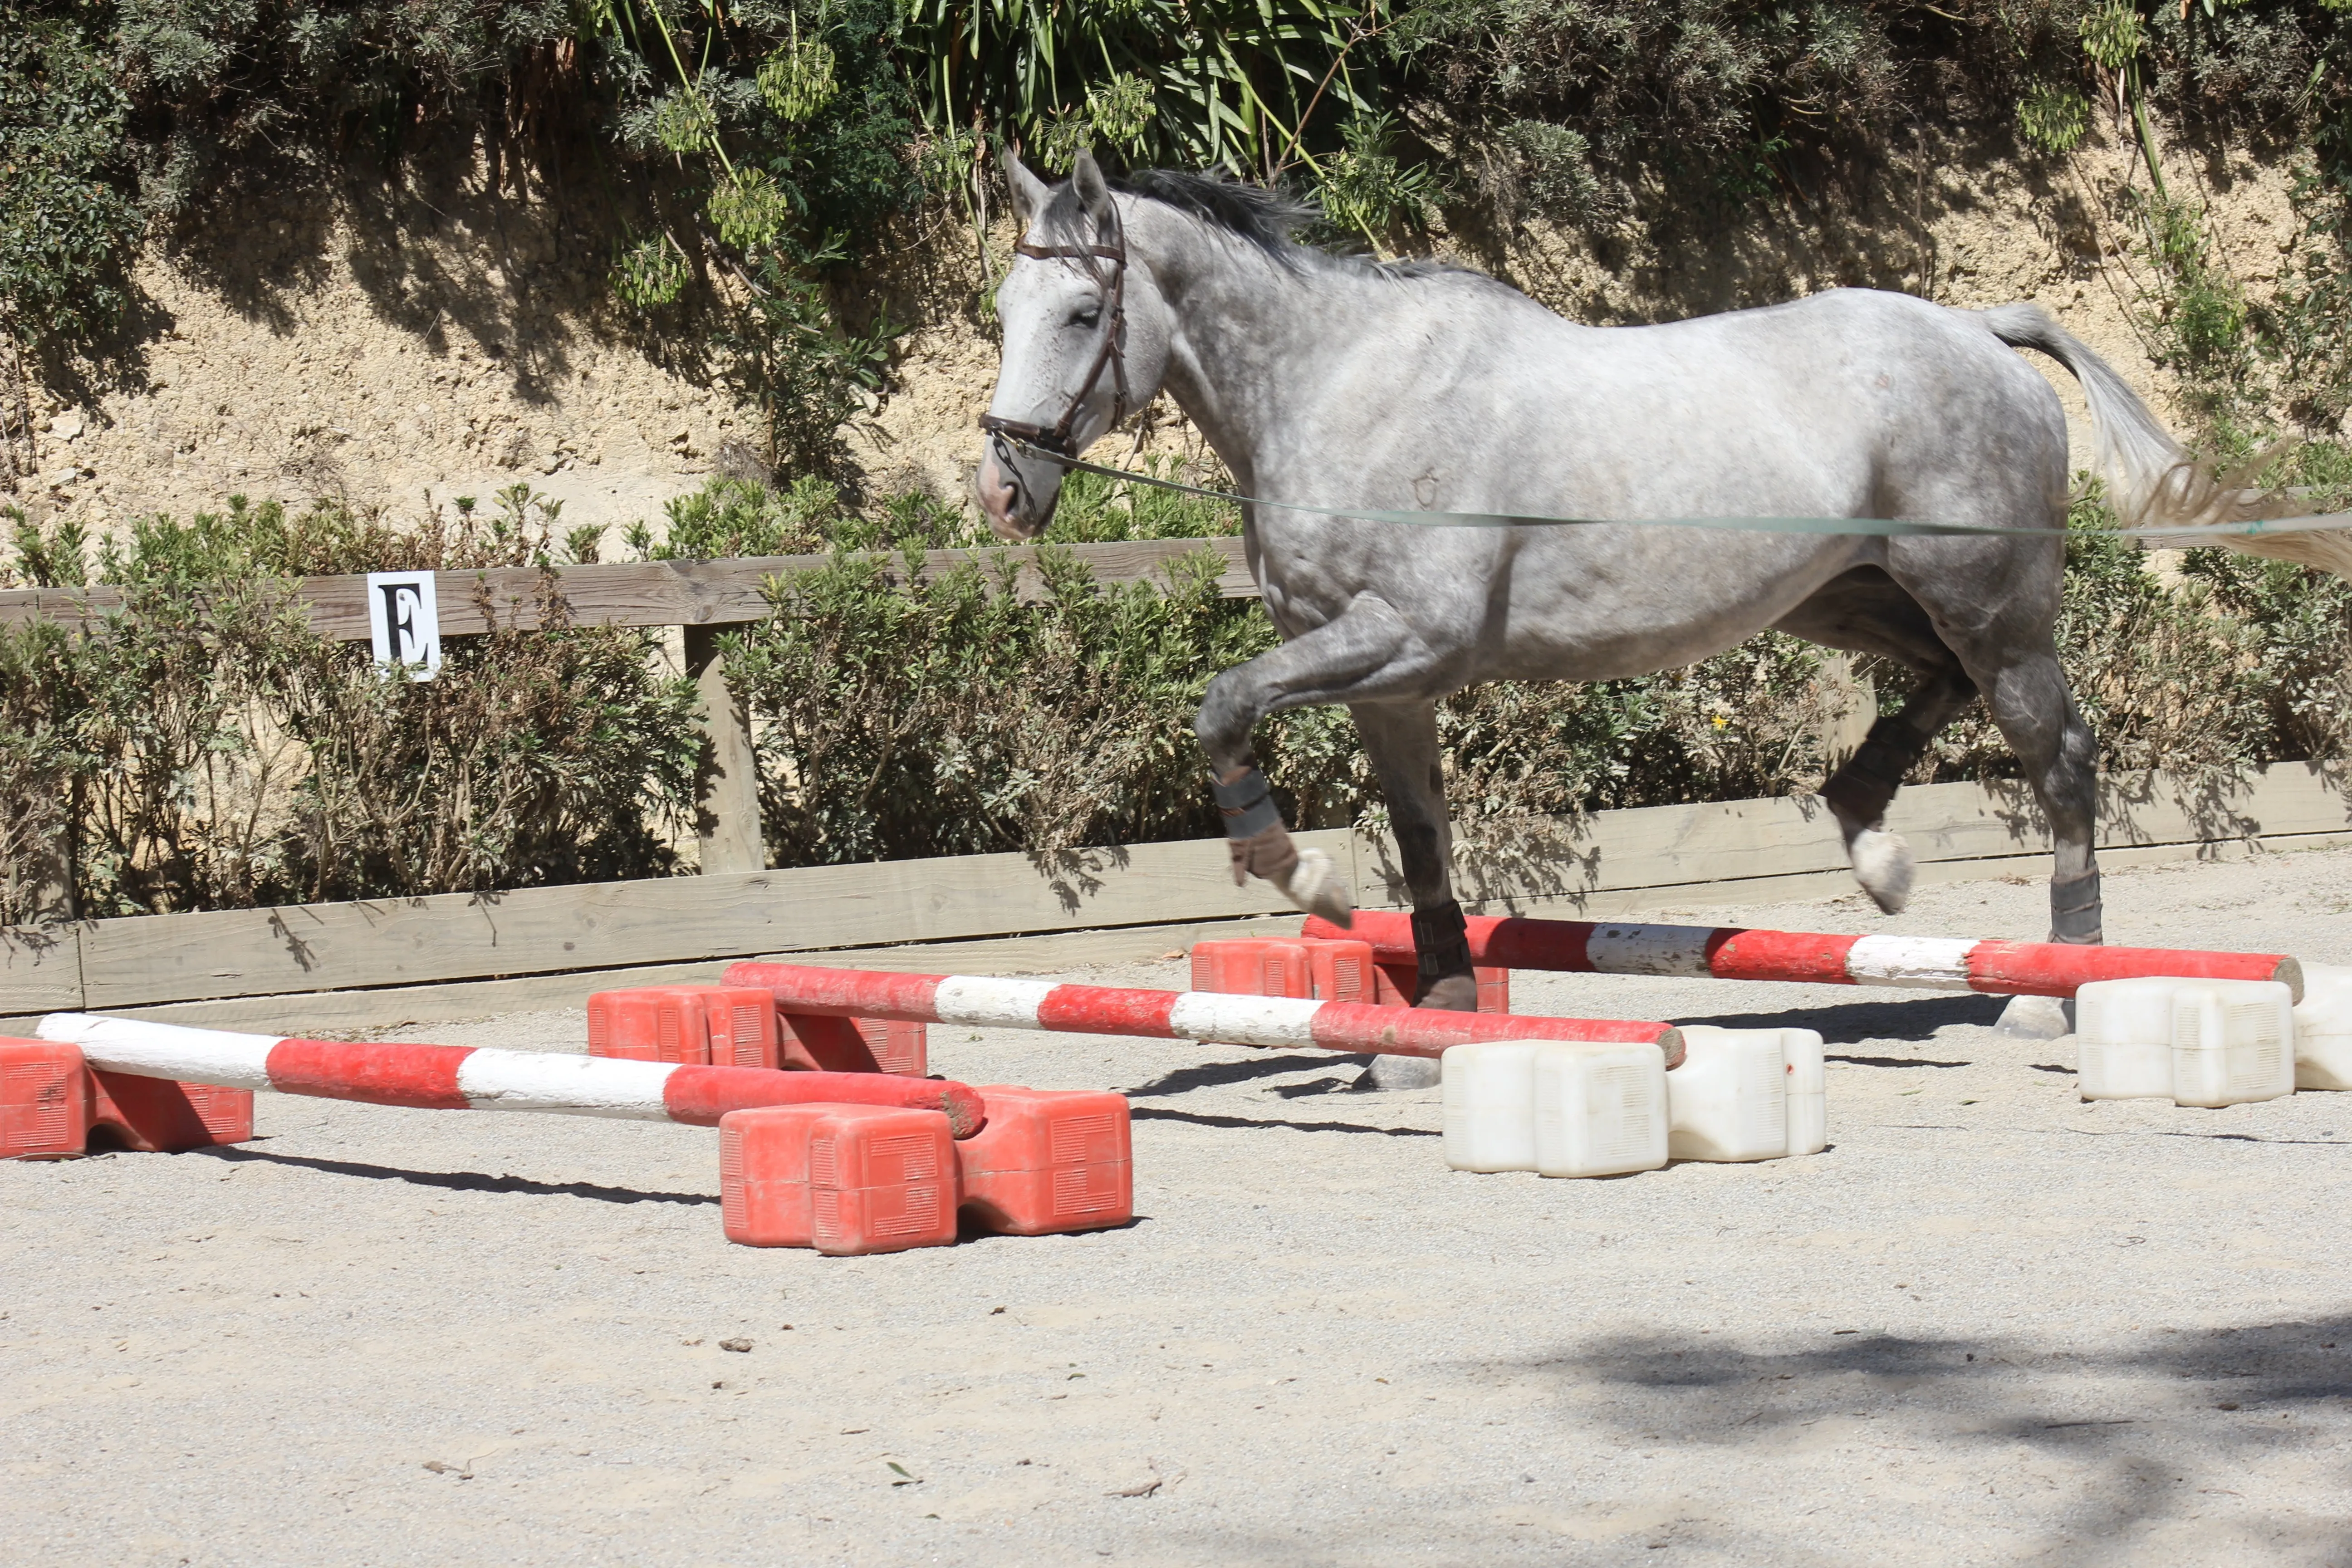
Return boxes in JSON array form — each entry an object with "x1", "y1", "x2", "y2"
[
  {"x1": 1348, "y1": 698, "x2": 1470, "y2": 1091},
  {"x1": 1194, "y1": 593, "x2": 1446, "y2": 929}
]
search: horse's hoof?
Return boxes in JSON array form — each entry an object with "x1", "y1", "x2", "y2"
[
  {"x1": 1415, "y1": 971, "x2": 1480, "y2": 1013},
  {"x1": 1282, "y1": 848, "x2": 1355, "y2": 925},
  {"x1": 1995, "y1": 994, "x2": 2075, "y2": 1040},
  {"x1": 1850, "y1": 828, "x2": 1915, "y2": 915},
  {"x1": 1358, "y1": 1054, "x2": 1442, "y2": 1092}
]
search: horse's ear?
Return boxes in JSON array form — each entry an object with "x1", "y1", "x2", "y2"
[
  {"x1": 1000, "y1": 145, "x2": 1050, "y2": 226},
  {"x1": 1071, "y1": 149, "x2": 1115, "y2": 229}
]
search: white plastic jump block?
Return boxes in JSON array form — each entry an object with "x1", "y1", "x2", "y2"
[
  {"x1": 1441, "y1": 1041, "x2": 1543, "y2": 1174},
  {"x1": 1667, "y1": 1026, "x2": 1816, "y2": 1162},
  {"x1": 1533, "y1": 1042, "x2": 1669, "y2": 1178},
  {"x1": 2077, "y1": 976, "x2": 2297, "y2": 1107},
  {"x1": 1783, "y1": 1028, "x2": 1828, "y2": 1157},
  {"x1": 2293, "y1": 964, "x2": 2352, "y2": 1091},
  {"x1": 1444, "y1": 1029, "x2": 1821, "y2": 1173},
  {"x1": 2170, "y1": 980, "x2": 2295, "y2": 1109},
  {"x1": 2075, "y1": 978, "x2": 2180, "y2": 1101}
]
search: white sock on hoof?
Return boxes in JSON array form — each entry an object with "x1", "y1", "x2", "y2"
[
  {"x1": 1281, "y1": 847, "x2": 1355, "y2": 924},
  {"x1": 1850, "y1": 828, "x2": 1915, "y2": 915},
  {"x1": 1362, "y1": 1054, "x2": 1441, "y2": 1092}
]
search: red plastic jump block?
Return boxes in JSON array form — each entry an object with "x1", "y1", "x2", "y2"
[
  {"x1": 956, "y1": 1085, "x2": 1132, "y2": 1237},
  {"x1": 1191, "y1": 937, "x2": 1509, "y2": 1013},
  {"x1": 1, "y1": 1039, "x2": 252, "y2": 1159},
  {"x1": 588, "y1": 985, "x2": 923, "y2": 1074},
  {"x1": 777, "y1": 1013, "x2": 927, "y2": 1077},
  {"x1": 1, "y1": 1040, "x2": 88, "y2": 1158},
  {"x1": 1370, "y1": 959, "x2": 1510, "y2": 1014},
  {"x1": 719, "y1": 1103, "x2": 959, "y2": 1254},
  {"x1": 1191, "y1": 937, "x2": 1377, "y2": 1002},
  {"x1": 587, "y1": 986, "x2": 718, "y2": 1064}
]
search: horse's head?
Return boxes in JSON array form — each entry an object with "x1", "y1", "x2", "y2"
[{"x1": 976, "y1": 148, "x2": 1170, "y2": 540}]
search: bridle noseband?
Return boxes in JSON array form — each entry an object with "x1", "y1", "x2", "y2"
[{"x1": 977, "y1": 207, "x2": 1130, "y2": 462}]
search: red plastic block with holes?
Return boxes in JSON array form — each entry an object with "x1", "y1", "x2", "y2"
[
  {"x1": 1190, "y1": 938, "x2": 1314, "y2": 1000},
  {"x1": 1, "y1": 1039, "x2": 251, "y2": 1158},
  {"x1": 1371, "y1": 959, "x2": 1510, "y2": 1014},
  {"x1": 1301, "y1": 939, "x2": 1377, "y2": 1004},
  {"x1": 1, "y1": 1039, "x2": 90, "y2": 1159},
  {"x1": 777, "y1": 1013, "x2": 927, "y2": 1076},
  {"x1": 88, "y1": 1069, "x2": 252, "y2": 1152},
  {"x1": 956, "y1": 1085, "x2": 1132, "y2": 1237},
  {"x1": 586, "y1": 987, "x2": 713, "y2": 1064},
  {"x1": 719, "y1": 1103, "x2": 958, "y2": 1254},
  {"x1": 701, "y1": 986, "x2": 783, "y2": 1069},
  {"x1": 718, "y1": 1103, "x2": 826, "y2": 1246}
]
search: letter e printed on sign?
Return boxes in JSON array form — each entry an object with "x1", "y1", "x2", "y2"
[{"x1": 366, "y1": 571, "x2": 442, "y2": 681}]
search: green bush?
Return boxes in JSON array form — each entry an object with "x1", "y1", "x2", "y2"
[{"x1": 0, "y1": 496, "x2": 700, "y2": 922}]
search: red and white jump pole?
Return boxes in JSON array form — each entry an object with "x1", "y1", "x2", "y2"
[
  {"x1": 1309, "y1": 911, "x2": 2304, "y2": 1001},
  {"x1": 34, "y1": 1014, "x2": 987, "y2": 1137},
  {"x1": 720, "y1": 962, "x2": 1686, "y2": 1064}
]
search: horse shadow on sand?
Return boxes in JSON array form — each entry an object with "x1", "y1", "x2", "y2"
[{"x1": 1475, "y1": 1314, "x2": 2352, "y2": 1558}]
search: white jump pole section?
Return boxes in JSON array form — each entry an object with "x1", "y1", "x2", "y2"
[{"x1": 35, "y1": 1014, "x2": 986, "y2": 1136}]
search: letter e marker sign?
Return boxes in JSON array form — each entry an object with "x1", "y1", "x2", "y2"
[{"x1": 367, "y1": 571, "x2": 442, "y2": 681}]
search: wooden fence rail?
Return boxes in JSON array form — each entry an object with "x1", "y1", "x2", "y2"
[{"x1": 0, "y1": 536, "x2": 1257, "y2": 636}]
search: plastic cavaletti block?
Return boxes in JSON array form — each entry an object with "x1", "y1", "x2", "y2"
[
  {"x1": 1, "y1": 1039, "x2": 91, "y2": 1159},
  {"x1": 1372, "y1": 960, "x2": 1510, "y2": 1014},
  {"x1": 956, "y1": 1085, "x2": 1133, "y2": 1235},
  {"x1": 2293, "y1": 963, "x2": 2352, "y2": 1091},
  {"x1": 2170, "y1": 980, "x2": 2295, "y2": 1108},
  {"x1": 1780, "y1": 1028, "x2": 1828, "y2": 1156},
  {"x1": 1441, "y1": 1041, "x2": 1544, "y2": 1172},
  {"x1": 1, "y1": 1039, "x2": 253, "y2": 1159},
  {"x1": 776, "y1": 1013, "x2": 927, "y2": 1076},
  {"x1": 586, "y1": 987, "x2": 713, "y2": 1064},
  {"x1": 718, "y1": 1103, "x2": 959, "y2": 1254},
  {"x1": 1666, "y1": 1027, "x2": 1789, "y2": 1162},
  {"x1": 1532, "y1": 1042, "x2": 1668, "y2": 1177},
  {"x1": 1191, "y1": 939, "x2": 1315, "y2": 1000},
  {"x1": 701, "y1": 986, "x2": 784, "y2": 1069},
  {"x1": 88, "y1": 1070, "x2": 253, "y2": 1152},
  {"x1": 2075, "y1": 978, "x2": 2180, "y2": 1101}
]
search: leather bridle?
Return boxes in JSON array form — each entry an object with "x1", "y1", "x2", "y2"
[{"x1": 977, "y1": 207, "x2": 1130, "y2": 462}]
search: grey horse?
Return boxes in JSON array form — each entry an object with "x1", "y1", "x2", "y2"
[{"x1": 975, "y1": 150, "x2": 2308, "y2": 1075}]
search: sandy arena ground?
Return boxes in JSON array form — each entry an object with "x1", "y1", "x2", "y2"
[{"x1": 6, "y1": 846, "x2": 2352, "y2": 1566}]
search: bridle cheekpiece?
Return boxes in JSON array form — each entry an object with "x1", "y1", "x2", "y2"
[{"x1": 977, "y1": 203, "x2": 1130, "y2": 462}]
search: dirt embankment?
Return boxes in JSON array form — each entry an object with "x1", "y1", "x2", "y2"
[{"x1": 7, "y1": 122, "x2": 2302, "y2": 549}]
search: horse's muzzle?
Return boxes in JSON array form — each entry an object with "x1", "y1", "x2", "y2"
[{"x1": 976, "y1": 434, "x2": 1058, "y2": 540}]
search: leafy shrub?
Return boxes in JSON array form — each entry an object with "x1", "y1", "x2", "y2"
[{"x1": 0, "y1": 496, "x2": 700, "y2": 922}]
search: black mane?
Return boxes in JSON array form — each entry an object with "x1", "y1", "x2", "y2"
[{"x1": 1038, "y1": 166, "x2": 1460, "y2": 281}]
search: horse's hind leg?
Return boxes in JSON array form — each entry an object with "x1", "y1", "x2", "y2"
[
  {"x1": 1776, "y1": 568, "x2": 1979, "y2": 914},
  {"x1": 1945, "y1": 637, "x2": 2102, "y2": 1037},
  {"x1": 1350, "y1": 699, "x2": 1468, "y2": 1090},
  {"x1": 1822, "y1": 669, "x2": 1979, "y2": 914}
]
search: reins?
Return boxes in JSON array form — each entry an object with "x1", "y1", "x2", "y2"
[{"x1": 984, "y1": 430, "x2": 2352, "y2": 547}]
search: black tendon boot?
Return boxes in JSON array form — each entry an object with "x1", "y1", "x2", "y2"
[{"x1": 1411, "y1": 900, "x2": 1478, "y2": 1012}]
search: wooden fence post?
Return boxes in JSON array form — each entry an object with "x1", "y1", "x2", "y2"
[
  {"x1": 684, "y1": 624, "x2": 766, "y2": 875},
  {"x1": 1819, "y1": 652, "x2": 1878, "y2": 772}
]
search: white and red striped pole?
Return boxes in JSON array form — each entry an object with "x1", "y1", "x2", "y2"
[
  {"x1": 719, "y1": 962, "x2": 1685, "y2": 1065},
  {"x1": 34, "y1": 1014, "x2": 986, "y2": 1137},
  {"x1": 1309, "y1": 911, "x2": 2304, "y2": 1001}
]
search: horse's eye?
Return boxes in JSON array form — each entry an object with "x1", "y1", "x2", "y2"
[{"x1": 1071, "y1": 307, "x2": 1101, "y2": 329}]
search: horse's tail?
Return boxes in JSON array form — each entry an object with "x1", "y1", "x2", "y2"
[{"x1": 1979, "y1": 300, "x2": 2352, "y2": 580}]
